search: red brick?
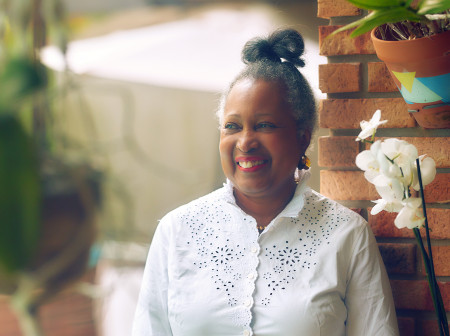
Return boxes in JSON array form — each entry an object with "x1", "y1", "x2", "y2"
[
  {"x1": 424, "y1": 173, "x2": 449, "y2": 203},
  {"x1": 317, "y1": 0, "x2": 361, "y2": 18},
  {"x1": 319, "y1": 26, "x2": 375, "y2": 56},
  {"x1": 319, "y1": 98, "x2": 416, "y2": 129},
  {"x1": 417, "y1": 319, "x2": 450, "y2": 336},
  {"x1": 318, "y1": 136, "x2": 359, "y2": 167},
  {"x1": 319, "y1": 63, "x2": 361, "y2": 93},
  {"x1": 391, "y1": 280, "x2": 450, "y2": 311},
  {"x1": 369, "y1": 208, "x2": 450, "y2": 240},
  {"x1": 398, "y1": 317, "x2": 415, "y2": 336},
  {"x1": 320, "y1": 170, "x2": 378, "y2": 200},
  {"x1": 378, "y1": 243, "x2": 417, "y2": 275},
  {"x1": 368, "y1": 62, "x2": 398, "y2": 92},
  {"x1": 420, "y1": 246, "x2": 450, "y2": 277},
  {"x1": 369, "y1": 137, "x2": 450, "y2": 168},
  {"x1": 39, "y1": 289, "x2": 97, "y2": 336}
]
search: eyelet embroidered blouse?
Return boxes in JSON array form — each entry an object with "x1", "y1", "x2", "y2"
[{"x1": 133, "y1": 172, "x2": 399, "y2": 336}]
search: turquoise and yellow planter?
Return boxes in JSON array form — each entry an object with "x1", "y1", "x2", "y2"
[{"x1": 371, "y1": 29, "x2": 450, "y2": 129}]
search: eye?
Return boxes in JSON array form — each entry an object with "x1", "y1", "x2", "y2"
[
  {"x1": 224, "y1": 122, "x2": 240, "y2": 130},
  {"x1": 256, "y1": 122, "x2": 277, "y2": 130}
]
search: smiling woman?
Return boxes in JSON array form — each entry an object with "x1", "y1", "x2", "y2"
[{"x1": 132, "y1": 29, "x2": 400, "y2": 336}]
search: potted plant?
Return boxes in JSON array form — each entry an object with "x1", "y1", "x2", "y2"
[
  {"x1": 0, "y1": 1, "x2": 102, "y2": 335},
  {"x1": 328, "y1": 0, "x2": 450, "y2": 129}
]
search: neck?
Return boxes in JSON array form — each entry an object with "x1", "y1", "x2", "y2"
[{"x1": 233, "y1": 180, "x2": 297, "y2": 227}]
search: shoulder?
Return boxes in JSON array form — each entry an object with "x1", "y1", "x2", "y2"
[
  {"x1": 301, "y1": 189, "x2": 368, "y2": 240},
  {"x1": 306, "y1": 190, "x2": 365, "y2": 222}
]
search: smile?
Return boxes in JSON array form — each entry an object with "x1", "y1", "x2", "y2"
[
  {"x1": 237, "y1": 160, "x2": 265, "y2": 168},
  {"x1": 235, "y1": 157, "x2": 268, "y2": 172}
]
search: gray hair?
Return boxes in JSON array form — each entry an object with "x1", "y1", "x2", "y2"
[{"x1": 216, "y1": 29, "x2": 317, "y2": 138}]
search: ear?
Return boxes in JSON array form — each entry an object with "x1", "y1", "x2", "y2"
[{"x1": 298, "y1": 129, "x2": 312, "y2": 154}]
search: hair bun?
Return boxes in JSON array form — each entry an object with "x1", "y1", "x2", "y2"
[{"x1": 242, "y1": 29, "x2": 306, "y2": 68}]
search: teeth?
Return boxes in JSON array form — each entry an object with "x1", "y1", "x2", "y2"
[{"x1": 238, "y1": 160, "x2": 264, "y2": 168}]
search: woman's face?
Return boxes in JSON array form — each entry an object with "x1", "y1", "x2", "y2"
[{"x1": 219, "y1": 78, "x2": 309, "y2": 199}]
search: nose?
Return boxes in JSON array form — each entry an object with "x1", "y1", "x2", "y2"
[{"x1": 236, "y1": 129, "x2": 259, "y2": 153}]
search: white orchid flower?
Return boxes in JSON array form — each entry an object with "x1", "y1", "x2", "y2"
[
  {"x1": 412, "y1": 155, "x2": 436, "y2": 191},
  {"x1": 377, "y1": 150, "x2": 402, "y2": 179},
  {"x1": 356, "y1": 110, "x2": 388, "y2": 141},
  {"x1": 370, "y1": 179, "x2": 405, "y2": 215},
  {"x1": 353, "y1": 111, "x2": 435, "y2": 232},
  {"x1": 381, "y1": 138, "x2": 418, "y2": 169},
  {"x1": 374, "y1": 179, "x2": 405, "y2": 202},
  {"x1": 371, "y1": 198, "x2": 403, "y2": 215},
  {"x1": 356, "y1": 150, "x2": 376, "y2": 171},
  {"x1": 403, "y1": 197, "x2": 423, "y2": 209},
  {"x1": 370, "y1": 139, "x2": 382, "y2": 156},
  {"x1": 355, "y1": 140, "x2": 383, "y2": 183},
  {"x1": 394, "y1": 204, "x2": 425, "y2": 229},
  {"x1": 356, "y1": 150, "x2": 380, "y2": 182}
]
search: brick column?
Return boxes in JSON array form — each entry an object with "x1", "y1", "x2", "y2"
[{"x1": 317, "y1": 1, "x2": 450, "y2": 335}]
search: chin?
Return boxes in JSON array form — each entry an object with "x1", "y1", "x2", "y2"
[{"x1": 233, "y1": 179, "x2": 272, "y2": 196}]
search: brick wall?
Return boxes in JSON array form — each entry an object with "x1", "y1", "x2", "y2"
[
  {"x1": 317, "y1": 1, "x2": 450, "y2": 335},
  {"x1": 0, "y1": 270, "x2": 97, "y2": 336}
]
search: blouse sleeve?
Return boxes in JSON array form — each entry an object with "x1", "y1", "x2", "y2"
[
  {"x1": 132, "y1": 215, "x2": 173, "y2": 336},
  {"x1": 345, "y1": 223, "x2": 400, "y2": 336}
]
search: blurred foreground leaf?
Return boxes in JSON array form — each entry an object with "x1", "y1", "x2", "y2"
[
  {"x1": 0, "y1": 115, "x2": 41, "y2": 273},
  {"x1": 0, "y1": 57, "x2": 46, "y2": 114}
]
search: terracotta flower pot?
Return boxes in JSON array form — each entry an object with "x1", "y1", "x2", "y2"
[{"x1": 371, "y1": 29, "x2": 450, "y2": 129}]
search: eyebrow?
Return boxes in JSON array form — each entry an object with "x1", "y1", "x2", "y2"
[{"x1": 224, "y1": 113, "x2": 275, "y2": 119}]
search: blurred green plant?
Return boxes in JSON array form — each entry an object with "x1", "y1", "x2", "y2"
[
  {"x1": 328, "y1": 0, "x2": 450, "y2": 40},
  {"x1": 0, "y1": 1, "x2": 102, "y2": 335},
  {"x1": 0, "y1": 115, "x2": 41, "y2": 273}
]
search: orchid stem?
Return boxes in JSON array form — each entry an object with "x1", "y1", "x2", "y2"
[
  {"x1": 413, "y1": 228, "x2": 447, "y2": 336},
  {"x1": 415, "y1": 158, "x2": 449, "y2": 336},
  {"x1": 416, "y1": 159, "x2": 435, "y2": 280}
]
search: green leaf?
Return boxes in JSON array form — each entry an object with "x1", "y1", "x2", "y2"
[
  {"x1": 327, "y1": 17, "x2": 369, "y2": 38},
  {"x1": 0, "y1": 57, "x2": 46, "y2": 114},
  {"x1": 417, "y1": 0, "x2": 450, "y2": 14},
  {"x1": 328, "y1": 7, "x2": 424, "y2": 38},
  {"x1": 351, "y1": 8, "x2": 423, "y2": 36},
  {"x1": 0, "y1": 115, "x2": 41, "y2": 273},
  {"x1": 346, "y1": 0, "x2": 403, "y2": 10}
]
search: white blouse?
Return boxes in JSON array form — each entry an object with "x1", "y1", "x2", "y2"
[{"x1": 133, "y1": 172, "x2": 399, "y2": 336}]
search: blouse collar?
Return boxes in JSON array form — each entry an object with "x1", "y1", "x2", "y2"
[{"x1": 221, "y1": 169, "x2": 311, "y2": 218}]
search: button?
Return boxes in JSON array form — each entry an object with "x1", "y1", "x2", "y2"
[
  {"x1": 251, "y1": 246, "x2": 258, "y2": 253},
  {"x1": 244, "y1": 298, "x2": 252, "y2": 307},
  {"x1": 243, "y1": 330, "x2": 250, "y2": 336},
  {"x1": 247, "y1": 273, "x2": 255, "y2": 280}
]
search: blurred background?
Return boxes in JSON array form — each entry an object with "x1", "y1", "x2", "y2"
[{"x1": 0, "y1": 0, "x2": 327, "y2": 335}]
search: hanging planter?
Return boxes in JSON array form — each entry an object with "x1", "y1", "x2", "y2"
[{"x1": 370, "y1": 29, "x2": 450, "y2": 129}]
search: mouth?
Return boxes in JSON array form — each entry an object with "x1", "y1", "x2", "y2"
[
  {"x1": 235, "y1": 157, "x2": 268, "y2": 171},
  {"x1": 237, "y1": 160, "x2": 265, "y2": 168}
]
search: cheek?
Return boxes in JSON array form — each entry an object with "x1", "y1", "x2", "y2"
[
  {"x1": 270, "y1": 137, "x2": 302, "y2": 166},
  {"x1": 219, "y1": 137, "x2": 235, "y2": 166}
]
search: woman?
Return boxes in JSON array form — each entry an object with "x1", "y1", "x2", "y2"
[{"x1": 133, "y1": 29, "x2": 399, "y2": 336}]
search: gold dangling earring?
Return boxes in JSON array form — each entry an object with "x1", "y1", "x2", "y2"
[{"x1": 297, "y1": 155, "x2": 310, "y2": 170}]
